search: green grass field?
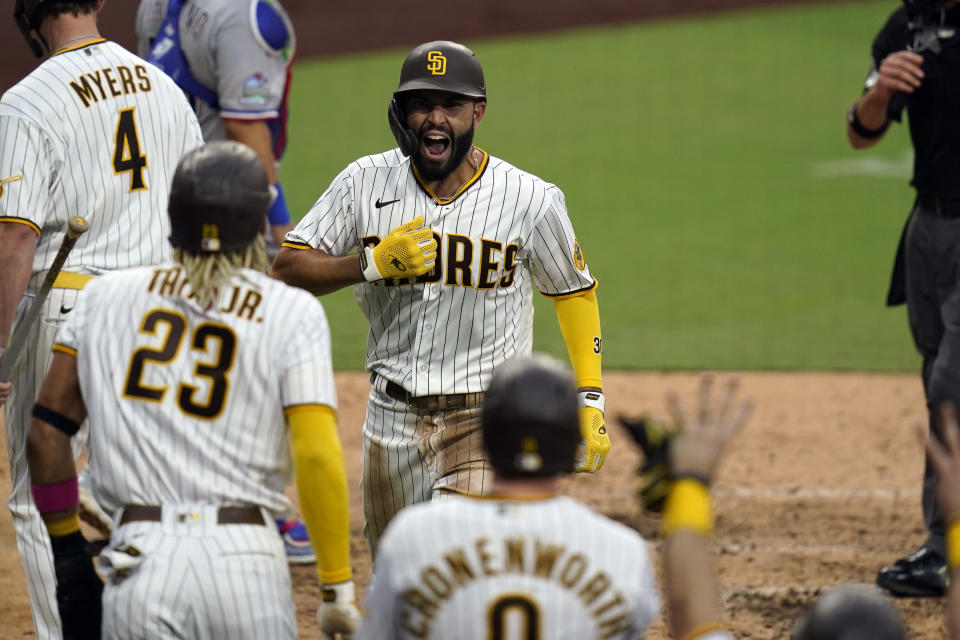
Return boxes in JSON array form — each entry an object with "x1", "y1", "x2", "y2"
[{"x1": 279, "y1": 0, "x2": 922, "y2": 372}]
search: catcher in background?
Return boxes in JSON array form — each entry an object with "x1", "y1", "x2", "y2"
[
  {"x1": 273, "y1": 40, "x2": 609, "y2": 556},
  {"x1": 135, "y1": 0, "x2": 295, "y2": 259},
  {"x1": 358, "y1": 358, "x2": 752, "y2": 640},
  {"x1": 25, "y1": 142, "x2": 358, "y2": 640}
]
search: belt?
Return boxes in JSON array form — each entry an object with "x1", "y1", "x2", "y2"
[
  {"x1": 52, "y1": 272, "x2": 94, "y2": 289},
  {"x1": 118, "y1": 504, "x2": 266, "y2": 526},
  {"x1": 919, "y1": 196, "x2": 960, "y2": 218},
  {"x1": 378, "y1": 375, "x2": 484, "y2": 411}
]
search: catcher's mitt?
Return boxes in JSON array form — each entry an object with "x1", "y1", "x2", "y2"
[
  {"x1": 619, "y1": 416, "x2": 674, "y2": 512},
  {"x1": 50, "y1": 531, "x2": 102, "y2": 640}
]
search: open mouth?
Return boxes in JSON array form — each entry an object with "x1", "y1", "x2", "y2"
[{"x1": 421, "y1": 132, "x2": 451, "y2": 161}]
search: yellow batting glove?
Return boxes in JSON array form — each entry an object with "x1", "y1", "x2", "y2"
[
  {"x1": 361, "y1": 215, "x2": 437, "y2": 281},
  {"x1": 574, "y1": 391, "x2": 610, "y2": 473}
]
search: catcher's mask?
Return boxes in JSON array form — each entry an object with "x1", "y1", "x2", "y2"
[
  {"x1": 482, "y1": 355, "x2": 580, "y2": 479},
  {"x1": 387, "y1": 40, "x2": 486, "y2": 156},
  {"x1": 168, "y1": 141, "x2": 272, "y2": 254},
  {"x1": 14, "y1": 0, "x2": 99, "y2": 58}
]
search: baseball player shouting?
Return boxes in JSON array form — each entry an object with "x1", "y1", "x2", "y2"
[
  {"x1": 0, "y1": 1, "x2": 202, "y2": 637},
  {"x1": 25, "y1": 141, "x2": 359, "y2": 640},
  {"x1": 273, "y1": 40, "x2": 610, "y2": 554}
]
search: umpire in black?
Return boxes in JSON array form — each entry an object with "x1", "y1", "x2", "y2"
[{"x1": 846, "y1": 0, "x2": 960, "y2": 597}]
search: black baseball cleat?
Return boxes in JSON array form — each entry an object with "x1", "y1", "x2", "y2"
[{"x1": 876, "y1": 547, "x2": 949, "y2": 597}]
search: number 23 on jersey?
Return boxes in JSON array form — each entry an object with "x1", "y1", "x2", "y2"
[{"x1": 122, "y1": 308, "x2": 237, "y2": 419}]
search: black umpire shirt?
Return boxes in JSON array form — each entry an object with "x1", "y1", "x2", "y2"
[{"x1": 871, "y1": 6, "x2": 960, "y2": 199}]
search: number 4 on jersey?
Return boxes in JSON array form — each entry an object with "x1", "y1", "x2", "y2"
[{"x1": 113, "y1": 107, "x2": 147, "y2": 191}]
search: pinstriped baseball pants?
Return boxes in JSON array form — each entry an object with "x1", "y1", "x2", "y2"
[
  {"x1": 4, "y1": 286, "x2": 84, "y2": 640},
  {"x1": 360, "y1": 375, "x2": 494, "y2": 555},
  {"x1": 101, "y1": 506, "x2": 295, "y2": 639}
]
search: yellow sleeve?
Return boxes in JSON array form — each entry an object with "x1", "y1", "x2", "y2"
[
  {"x1": 553, "y1": 289, "x2": 602, "y2": 390},
  {"x1": 285, "y1": 404, "x2": 352, "y2": 584}
]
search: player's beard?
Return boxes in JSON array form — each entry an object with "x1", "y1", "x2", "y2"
[{"x1": 412, "y1": 124, "x2": 476, "y2": 182}]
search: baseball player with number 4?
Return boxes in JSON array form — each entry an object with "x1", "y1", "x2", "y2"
[
  {"x1": 26, "y1": 141, "x2": 358, "y2": 640},
  {"x1": 273, "y1": 40, "x2": 610, "y2": 555},
  {"x1": 0, "y1": 1, "x2": 202, "y2": 637}
]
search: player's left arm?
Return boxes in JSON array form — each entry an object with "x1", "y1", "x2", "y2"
[
  {"x1": 527, "y1": 189, "x2": 608, "y2": 472},
  {"x1": 25, "y1": 350, "x2": 103, "y2": 638},
  {"x1": 222, "y1": 119, "x2": 292, "y2": 246},
  {"x1": 280, "y1": 300, "x2": 359, "y2": 637},
  {"x1": 286, "y1": 404, "x2": 360, "y2": 637},
  {"x1": 216, "y1": 4, "x2": 295, "y2": 248},
  {"x1": 553, "y1": 289, "x2": 609, "y2": 473}
]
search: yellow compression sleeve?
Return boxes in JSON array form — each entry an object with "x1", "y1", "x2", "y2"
[
  {"x1": 554, "y1": 290, "x2": 603, "y2": 389},
  {"x1": 285, "y1": 404, "x2": 352, "y2": 584}
]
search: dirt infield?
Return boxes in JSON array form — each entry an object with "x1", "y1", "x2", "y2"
[{"x1": 0, "y1": 371, "x2": 949, "y2": 638}]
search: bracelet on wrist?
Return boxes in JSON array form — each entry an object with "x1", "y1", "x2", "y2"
[{"x1": 847, "y1": 102, "x2": 888, "y2": 139}]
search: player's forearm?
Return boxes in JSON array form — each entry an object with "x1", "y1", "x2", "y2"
[
  {"x1": 272, "y1": 247, "x2": 363, "y2": 296},
  {"x1": 223, "y1": 119, "x2": 279, "y2": 184},
  {"x1": 665, "y1": 531, "x2": 723, "y2": 639},
  {"x1": 663, "y1": 479, "x2": 725, "y2": 639},
  {"x1": 847, "y1": 89, "x2": 892, "y2": 150},
  {"x1": 0, "y1": 222, "x2": 38, "y2": 344},
  {"x1": 27, "y1": 353, "x2": 86, "y2": 484},
  {"x1": 553, "y1": 289, "x2": 602, "y2": 390},
  {"x1": 286, "y1": 405, "x2": 353, "y2": 584}
]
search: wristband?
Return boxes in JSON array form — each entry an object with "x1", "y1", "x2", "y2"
[
  {"x1": 46, "y1": 513, "x2": 81, "y2": 537},
  {"x1": 662, "y1": 477, "x2": 713, "y2": 537},
  {"x1": 321, "y1": 580, "x2": 355, "y2": 604},
  {"x1": 31, "y1": 475, "x2": 79, "y2": 514},
  {"x1": 577, "y1": 390, "x2": 605, "y2": 413},
  {"x1": 948, "y1": 518, "x2": 960, "y2": 571},
  {"x1": 360, "y1": 245, "x2": 383, "y2": 282},
  {"x1": 267, "y1": 182, "x2": 291, "y2": 225},
  {"x1": 847, "y1": 102, "x2": 888, "y2": 139}
]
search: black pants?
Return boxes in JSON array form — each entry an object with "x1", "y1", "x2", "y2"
[{"x1": 904, "y1": 199, "x2": 960, "y2": 557}]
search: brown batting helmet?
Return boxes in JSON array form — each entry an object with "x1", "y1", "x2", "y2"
[
  {"x1": 387, "y1": 40, "x2": 486, "y2": 156},
  {"x1": 482, "y1": 355, "x2": 580, "y2": 478}
]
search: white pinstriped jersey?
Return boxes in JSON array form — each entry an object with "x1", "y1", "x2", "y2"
[
  {"x1": 0, "y1": 39, "x2": 203, "y2": 276},
  {"x1": 285, "y1": 149, "x2": 596, "y2": 396},
  {"x1": 359, "y1": 495, "x2": 659, "y2": 639},
  {"x1": 53, "y1": 262, "x2": 337, "y2": 517}
]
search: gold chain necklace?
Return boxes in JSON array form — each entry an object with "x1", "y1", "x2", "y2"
[{"x1": 52, "y1": 34, "x2": 100, "y2": 54}]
